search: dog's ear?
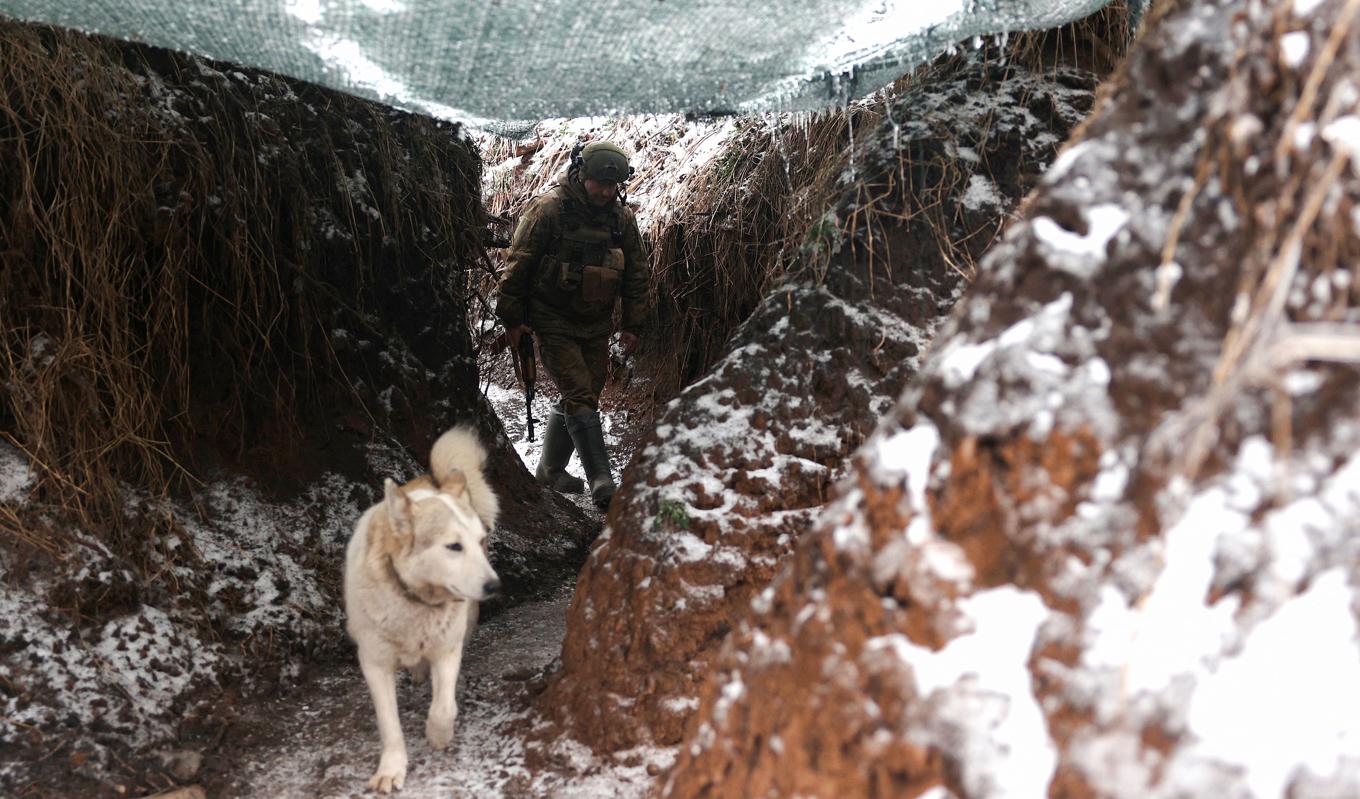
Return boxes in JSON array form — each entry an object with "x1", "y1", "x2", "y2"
[
  {"x1": 383, "y1": 478, "x2": 415, "y2": 540},
  {"x1": 440, "y1": 467, "x2": 467, "y2": 498}
]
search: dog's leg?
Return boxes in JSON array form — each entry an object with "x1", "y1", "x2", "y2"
[
  {"x1": 359, "y1": 654, "x2": 407, "y2": 793},
  {"x1": 425, "y1": 644, "x2": 465, "y2": 750}
]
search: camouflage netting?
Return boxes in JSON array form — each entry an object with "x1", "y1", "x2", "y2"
[{"x1": 0, "y1": 0, "x2": 1137, "y2": 132}]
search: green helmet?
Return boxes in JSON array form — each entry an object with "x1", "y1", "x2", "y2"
[{"x1": 579, "y1": 141, "x2": 632, "y2": 183}]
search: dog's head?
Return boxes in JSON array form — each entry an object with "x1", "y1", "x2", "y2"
[{"x1": 381, "y1": 471, "x2": 501, "y2": 604}]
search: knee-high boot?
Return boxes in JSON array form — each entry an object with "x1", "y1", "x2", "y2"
[
  {"x1": 564, "y1": 410, "x2": 616, "y2": 510},
  {"x1": 534, "y1": 408, "x2": 585, "y2": 493}
]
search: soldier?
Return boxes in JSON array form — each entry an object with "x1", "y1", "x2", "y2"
[{"x1": 496, "y1": 140, "x2": 649, "y2": 509}]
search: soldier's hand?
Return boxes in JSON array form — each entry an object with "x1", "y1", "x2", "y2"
[
  {"x1": 508, "y1": 324, "x2": 533, "y2": 350},
  {"x1": 619, "y1": 331, "x2": 640, "y2": 356}
]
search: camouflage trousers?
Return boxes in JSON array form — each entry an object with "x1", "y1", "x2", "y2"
[{"x1": 537, "y1": 331, "x2": 609, "y2": 415}]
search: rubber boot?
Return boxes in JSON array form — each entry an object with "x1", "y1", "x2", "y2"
[
  {"x1": 534, "y1": 409, "x2": 585, "y2": 493},
  {"x1": 564, "y1": 410, "x2": 616, "y2": 510}
]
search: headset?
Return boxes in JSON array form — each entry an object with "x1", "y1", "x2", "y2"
[{"x1": 569, "y1": 140, "x2": 635, "y2": 182}]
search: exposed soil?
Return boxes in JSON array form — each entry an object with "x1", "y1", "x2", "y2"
[{"x1": 660, "y1": 2, "x2": 1360, "y2": 797}]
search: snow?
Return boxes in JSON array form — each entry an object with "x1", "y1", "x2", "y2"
[
  {"x1": 0, "y1": 441, "x2": 35, "y2": 502},
  {"x1": 1280, "y1": 30, "x2": 1310, "y2": 67},
  {"x1": 1098, "y1": 482, "x2": 1244, "y2": 695},
  {"x1": 871, "y1": 587, "x2": 1056, "y2": 799},
  {"x1": 1187, "y1": 569, "x2": 1360, "y2": 799},
  {"x1": 226, "y1": 586, "x2": 670, "y2": 798},
  {"x1": 1070, "y1": 433, "x2": 1360, "y2": 796},
  {"x1": 962, "y1": 173, "x2": 1004, "y2": 211},
  {"x1": 1294, "y1": 0, "x2": 1327, "y2": 16},
  {"x1": 1322, "y1": 115, "x2": 1360, "y2": 160},
  {"x1": 1045, "y1": 140, "x2": 1093, "y2": 184},
  {"x1": 871, "y1": 422, "x2": 939, "y2": 513},
  {"x1": 939, "y1": 339, "x2": 997, "y2": 388},
  {"x1": 1032, "y1": 204, "x2": 1129, "y2": 275},
  {"x1": 93, "y1": 606, "x2": 222, "y2": 739}
]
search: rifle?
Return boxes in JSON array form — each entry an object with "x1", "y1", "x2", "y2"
[{"x1": 512, "y1": 329, "x2": 538, "y2": 441}]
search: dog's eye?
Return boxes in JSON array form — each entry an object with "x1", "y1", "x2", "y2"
[{"x1": 446, "y1": 542, "x2": 463, "y2": 552}]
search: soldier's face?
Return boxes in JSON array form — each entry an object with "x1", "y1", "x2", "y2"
[{"x1": 583, "y1": 178, "x2": 618, "y2": 207}]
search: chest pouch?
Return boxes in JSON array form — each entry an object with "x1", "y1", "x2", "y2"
[
  {"x1": 580, "y1": 247, "x2": 624, "y2": 312},
  {"x1": 553, "y1": 238, "x2": 608, "y2": 292}
]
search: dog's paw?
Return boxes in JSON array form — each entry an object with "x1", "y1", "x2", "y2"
[
  {"x1": 367, "y1": 751, "x2": 407, "y2": 793},
  {"x1": 426, "y1": 713, "x2": 456, "y2": 750}
]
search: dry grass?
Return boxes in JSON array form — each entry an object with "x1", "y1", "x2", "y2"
[
  {"x1": 636, "y1": 107, "x2": 883, "y2": 398},
  {"x1": 634, "y1": 4, "x2": 1137, "y2": 401},
  {"x1": 1162, "y1": 0, "x2": 1360, "y2": 478},
  {"x1": 0, "y1": 22, "x2": 483, "y2": 568},
  {"x1": 1006, "y1": 1, "x2": 1137, "y2": 77},
  {"x1": 472, "y1": 4, "x2": 1137, "y2": 412}
]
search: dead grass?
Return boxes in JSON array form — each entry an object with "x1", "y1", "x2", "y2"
[
  {"x1": 1007, "y1": 1, "x2": 1137, "y2": 77},
  {"x1": 473, "y1": 4, "x2": 1136, "y2": 413},
  {"x1": 1161, "y1": 0, "x2": 1360, "y2": 478},
  {"x1": 0, "y1": 22, "x2": 484, "y2": 571}
]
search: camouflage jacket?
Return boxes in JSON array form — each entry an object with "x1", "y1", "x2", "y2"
[{"x1": 495, "y1": 172, "x2": 649, "y2": 339}]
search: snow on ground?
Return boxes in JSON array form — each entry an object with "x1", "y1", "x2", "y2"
[
  {"x1": 0, "y1": 441, "x2": 35, "y2": 502},
  {"x1": 0, "y1": 447, "x2": 377, "y2": 784},
  {"x1": 221, "y1": 583, "x2": 668, "y2": 798},
  {"x1": 0, "y1": 367, "x2": 650, "y2": 795}
]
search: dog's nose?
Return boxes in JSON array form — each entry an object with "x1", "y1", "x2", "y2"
[{"x1": 483, "y1": 579, "x2": 502, "y2": 597}]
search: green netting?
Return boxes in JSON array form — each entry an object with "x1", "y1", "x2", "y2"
[{"x1": 0, "y1": 0, "x2": 1124, "y2": 134}]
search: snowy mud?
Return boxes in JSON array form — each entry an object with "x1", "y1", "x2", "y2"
[{"x1": 208, "y1": 583, "x2": 669, "y2": 798}]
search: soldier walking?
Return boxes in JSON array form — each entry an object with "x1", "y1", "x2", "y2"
[{"x1": 496, "y1": 140, "x2": 649, "y2": 509}]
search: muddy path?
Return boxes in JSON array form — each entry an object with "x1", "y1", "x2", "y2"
[
  {"x1": 194, "y1": 381, "x2": 665, "y2": 799},
  {"x1": 198, "y1": 578, "x2": 660, "y2": 799}
]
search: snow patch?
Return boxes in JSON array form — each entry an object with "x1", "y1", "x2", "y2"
[
  {"x1": 871, "y1": 588, "x2": 1055, "y2": 798},
  {"x1": 1322, "y1": 115, "x2": 1360, "y2": 160},
  {"x1": 1280, "y1": 31, "x2": 1310, "y2": 68},
  {"x1": 962, "y1": 173, "x2": 1003, "y2": 211},
  {"x1": 1033, "y1": 204, "x2": 1129, "y2": 276},
  {"x1": 0, "y1": 442, "x2": 35, "y2": 502},
  {"x1": 1187, "y1": 569, "x2": 1360, "y2": 799}
]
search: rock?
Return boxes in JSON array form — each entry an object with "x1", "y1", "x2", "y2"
[{"x1": 155, "y1": 750, "x2": 203, "y2": 783}]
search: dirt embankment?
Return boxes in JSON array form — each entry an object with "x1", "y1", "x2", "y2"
[
  {"x1": 534, "y1": 52, "x2": 1099, "y2": 756},
  {"x1": 661, "y1": 1, "x2": 1360, "y2": 797},
  {"x1": 0, "y1": 21, "x2": 591, "y2": 798}
]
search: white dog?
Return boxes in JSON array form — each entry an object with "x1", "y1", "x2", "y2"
[{"x1": 343, "y1": 427, "x2": 501, "y2": 793}]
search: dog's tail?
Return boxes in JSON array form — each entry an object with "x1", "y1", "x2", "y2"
[{"x1": 430, "y1": 426, "x2": 499, "y2": 531}]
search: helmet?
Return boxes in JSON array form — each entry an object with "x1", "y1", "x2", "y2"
[{"x1": 578, "y1": 141, "x2": 632, "y2": 183}]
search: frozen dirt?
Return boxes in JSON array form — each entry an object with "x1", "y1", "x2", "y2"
[{"x1": 206, "y1": 581, "x2": 667, "y2": 799}]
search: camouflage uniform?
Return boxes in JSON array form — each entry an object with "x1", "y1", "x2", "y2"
[
  {"x1": 496, "y1": 147, "x2": 648, "y2": 510},
  {"x1": 495, "y1": 171, "x2": 649, "y2": 414}
]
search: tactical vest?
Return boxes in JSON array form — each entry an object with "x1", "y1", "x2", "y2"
[{"x1": 538, "y1": 194, "x2": 627, "y2": 319}]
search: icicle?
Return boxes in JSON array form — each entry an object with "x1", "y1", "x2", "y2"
[
  {"x1": 890, "y1": 109, "x2": 900, "y2": 158},
  {"x1": 846, "y1": 103, "x2": 855, "y2": 176}
]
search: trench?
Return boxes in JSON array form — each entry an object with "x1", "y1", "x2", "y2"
[
  {"x1": 200, "y1": 584, "x2": 582, "y2": 798},
  {"x1": 192, "y1": 384, "x2": 651, "y2": 798}
]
